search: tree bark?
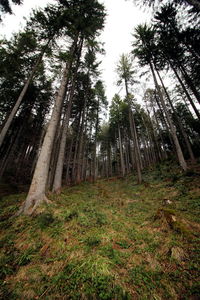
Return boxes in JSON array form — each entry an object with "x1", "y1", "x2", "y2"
[
  {"x1": 52, "y1": 38, "x2": 83, "y2": 192},
  {"x1": 19, "y1": 38, "x2": 78, "y2": 215},
  {"x1": 150, "y1": 62, "x2": 187, "y2": 171},
  {"x1": 156, "y1": 69, "x2": 196, "y2": 163}
]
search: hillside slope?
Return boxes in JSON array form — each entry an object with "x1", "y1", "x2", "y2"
[{"x1": 0, "y1": 163, "x2": 200, "y2": 299}]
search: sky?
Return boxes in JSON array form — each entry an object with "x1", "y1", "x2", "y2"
[{"x1": 0, "y1": 0, "x2": 152, "y2": 103}]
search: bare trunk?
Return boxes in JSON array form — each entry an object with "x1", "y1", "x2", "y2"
[
  {"x1": 150, "y1": 62, "x2": 187, "y2": 171},
  {"x1": 125, "y1": 137, "x2": 130, "y2": 174},
  {"x1": 118, "y1": 125, "x2": 125, "y2": 177},
  {"x1": 65, "y1": 136, "x2": 74, "y2": 184},
  {"x1": 170, "y1": 62, "x2": 200, "y2": 121},
  {"x1": 152, "y1": 105, "x2": 168, "y2": 160},
  {"x1": 71, "y1": 117, "x2": 81, "y2": 183},
  {"x1": 124, "y1": 79, "x2": 142, "y2": 183},
  {"x1": 52, "y1": 38, "x2": 83, "y2": 193},
  {"x1": 48, "y1": 127, "x2": 62, "y2": 190},
  {"x1": 0, "y1": 41, "x2": 50, "y2": 148},
  {"x1": 145, "y1": 107, "x2": 163, "y2": 162},
  {"x1": 154, "y1": 89, "x2": 176, "y2": 152},
  {"x1": 130, "y1": 109, "x2": 143, "y2": 183},
  {"x1": 93, "y1": 99, "x2": 100, "y2": 182},
  {"x1": 178, "y1": 64, "x2": 200, "y2": 105},
  {"x1": 156, "y1": 69, "x2": 196, "y2": 164},
  {"x1": 0, "y1": 126, "x2": 22, "y2": 180},
  {"x1": 52, "y1": 84, "x2": 75, "y2": 192},
  {"x1": 76, "y1": 102, "x2": 87, "y2": 184},
  {"x1": 20, "y1": 62, "x2": 73, "y2": 214}
]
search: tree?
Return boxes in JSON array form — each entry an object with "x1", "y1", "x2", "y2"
[
  {"x1": 116, "y1": 54, "x2": 142, "y2": 183},
  {"x1": 109, "y1": 94, "x2": 129, "y2": 177},
  {"x1": 0, "y1": 0, "x2": 23, "y2": 17},
  {"x1": 92, "y1": 80, "x2": 107, "y2": 181},
  {"x1": 133, "y1": 24, "x2": 188, "y2": 171},
  {"x1": 20, "y1": 0, "x2": 105, "y2": 215},
  {"x1": 132, "y1": 0, "x2": 200, "y2": 13},
  {"x1": 0, "y1": 4, "x2": 69, "y2": 148}
]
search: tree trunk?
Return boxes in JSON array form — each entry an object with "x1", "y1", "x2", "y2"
[
  {"x1": 156, "y1": 69, "x2": 196, "y2": 163},
  {"x1": 0, "y1": 126, "x2": 23, "y2": 180},
  {"x1": 93, "y1": 98, "x2": 100, "y2": 182},
  {"x1": 152, "y1": 104, "x2": 168, "y2": 160},
  {"x1": 130, "y1": 109, "x2": 143, "y2": 182},
  {"x1": 71, "y1": 113, "x2": 82, "y2": 183},
  {"x1": 65, "y1": 136, "x2": 74, "y2": 184},
  {"x1": 169, "y1": 62, "x2": 200, "y2": 121},
  {"x1": 154, "y1": 89, "x2": 176, "y2": 152},
  {"x1": 124, "y1": 79, "x2": 142, "y2": 183},
  {"x1": 0, "y1": 40, "x2": 51, "y2": 148},
  {"x1": 52, "y1": 38, "x2": 83, "y2": 193},
  {"x1": 19, "y1": 39, "x2": 78, "y2": 215},
  {"x1": 76, "y1": 100, "x2": 87, "y2": 184},
  {"x1": 118, "y1": 125, "x2": 125, "y2": 177},
  {"x1": 178, "y1": 63, "x2": 200, "y2": 105},
  {"x1": 150, "y1": 62, "x2": 187, "y2": 171}
]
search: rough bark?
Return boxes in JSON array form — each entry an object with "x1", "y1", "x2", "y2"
[{"x1": 19, "y1": 63, "x2": 73, "y2": 214}]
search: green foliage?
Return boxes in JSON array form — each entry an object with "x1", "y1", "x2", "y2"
[
  {"x1": 77, "y1": 206, "x2": 108, "y2": 228},
  {"x1": 17, "y1": 248, "x2": 35, "y2": 266},
  {"x1": 36, "y1": 212, "x2": 55, "y2": 229},
  {"x1": 63, "y1": 209, "x2": 79, "y2": 221},
  {"x1": 116, "y1": 239, "x2": 132, "y2": 249},
  {"x1": 129, "y1": 265, "x2": 164, "y2": 291},
  {"x1": 84, "y1": 235, "x2": 101, "y2": 248},
  {"x1": 100, "y1": 245, "x2": 122, "y2": 265}
]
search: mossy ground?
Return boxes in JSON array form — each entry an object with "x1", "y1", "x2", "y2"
[{"x1": 0, "y1": 162, "x2": 200, "y2": 299}]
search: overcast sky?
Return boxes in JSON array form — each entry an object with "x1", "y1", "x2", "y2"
[{"x1": 0, "y1": 0, "x2": 152, "y2": 103}]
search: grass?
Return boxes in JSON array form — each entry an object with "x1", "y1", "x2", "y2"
[{"x1": 0, "y1": 162, "x2": 200, "y2": 299}]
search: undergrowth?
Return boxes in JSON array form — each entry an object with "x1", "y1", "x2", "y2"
[{"x1": 0, "y1": 162, "x2": 200, "y2": 299}]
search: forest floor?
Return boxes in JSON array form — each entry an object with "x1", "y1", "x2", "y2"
[{"x1": 0, "y1": 162, "x2": 200, "y2": 299}]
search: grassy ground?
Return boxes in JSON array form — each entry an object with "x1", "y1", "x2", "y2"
[{"x1": 0, "y1": 162, "x2": 200, "y2": 299}]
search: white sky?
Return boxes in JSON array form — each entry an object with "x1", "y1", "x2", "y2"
[{"x1": 0, "y1": 0, "x2": 152, "y2": 103}]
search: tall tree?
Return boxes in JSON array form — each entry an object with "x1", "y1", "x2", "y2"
[
  {"x1": 20, "y1": 0, "x2": 105, "y2": 215},
  {"x1": 117, "y1": 54, "x2": 142, "y2": 183},
  {"x1": 133, "y1": 24, "x2": 188, "y2": 171},
  {"x1": 0, "y1": 4, "x2": 68, "y2": 148}
]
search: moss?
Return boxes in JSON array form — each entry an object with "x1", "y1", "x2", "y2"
[{"x1": 154, "y1": 208, "x2": 195, "y2": 239}]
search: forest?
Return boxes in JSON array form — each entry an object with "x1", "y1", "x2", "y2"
[{"x1": 0, "y1": 0, "x2": 200, "y2": 298}]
